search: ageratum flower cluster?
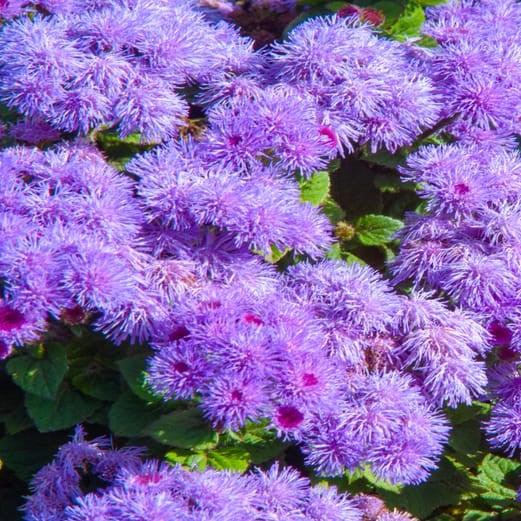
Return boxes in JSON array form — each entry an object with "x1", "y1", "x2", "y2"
[
  {"x1": 0, "y1": 1, "x2": 440, "y2": 157},
  {"x1": 24, "y1": 427, "x2": 417, "y2": 521},
  {"x1": 0, "y1": 0, "x2": 259, "y2": 142},
  {"x1": 422, "y1": 0, "x2": 521, "y2": 145},
  {"x1": 391, "y1": 142, "x2": 521, "y2": 455},
  {"x1": 0, "y1": 0, "x2": 519, "y2": 499},
  {"x1": 390, "y1": 0, "x2": 521, "y2": 461}
]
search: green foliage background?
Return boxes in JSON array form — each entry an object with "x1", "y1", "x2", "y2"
[{"x1": 0, "y1": 1, "x2": 520, "y2": 520}]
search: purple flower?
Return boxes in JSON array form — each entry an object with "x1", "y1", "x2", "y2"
[
  {"x1": 306, "y1": 486, "x2": 362, "y2": 521},
  {"x1": 486, "y1": 401, "x2": 521, "y2": 455},
  {"x1": 201, "y1": 375, "x2": 269, "y2": 430},
  {"x1": 114, "y1": 77, "x2": 188, "y2": 143},
  {"x1": 302, "y1": 412, "x2": 364, "y2": 476},
  {"x1": 9, "y1": 118, "x2": 61, "y2": 145}
]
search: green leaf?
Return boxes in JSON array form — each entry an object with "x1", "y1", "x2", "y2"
[
  {"x1": 117, "y1": 355, "x2": 157, "y2": 402},
  {"x1": 300, "y1": 171, "x2": 330, "y2": 206},
  {"x1": 165, "y1": 449, "x2": 208, "y2": 470},
  {"x1": 448, "y1": 419, "x2": 481, "y2": 456},
  {"x1": 96, "y1": 131, "x2": 151, "y2": 171},
  {"x1": 25, "y1": 387, "x2": 101, "y2": 432},
  {"x1": 446, "y1": 402, "x2": 491, "y2": 425},
  {"x1": 355, "y1": 214, "x2": 403, "y2": 246},
  {"x1": 71, "y1": 370, "x2": 121, "y2": 402},
  {"x1": 264, "y1": 244, "x2": 290, "y2": 264},
  {"x1": 6, "y1": 343, "x2": 68, "y2": 400},
  {"x1": 0, "y1": 430, "x2": 69, "y2": 481},
  {"x1": 243, "y1": 439, "x2": 286, "y2": 465},
  {"x1": 322, "y1": 197, "x2": 345, "y2": 224},
  {"x1": 146, "y1": 408, "x2": 218, "y2": 450},
  {"x1": 326, "y1": 244, "x2": 366, "y2": 265},
  {"x1": 108, "y1": 390, "x2": 164, "y2": 438},
  {"x1": 476, "y1": 455, "x2": 521, "y2": 506},
  {"x1": 373, "y1": 1, "x2": 406, "y2": 23},
  {"x1": 324, "y1": 1, "x2": 345, "y2": 11},
  {"x1": 207, "y1": 446, "x2": 252, "y2": 472},
  {"x1": 462, "y1": 512, "x2": 498, "y2": 521},
  {"x1": 378, "y1": 457, "x2": 472, "y2": 518},
  {"x1": 363, "y1": 467, "x2": 402, "y2": 494},
  {"x1": 389, "y1": 2, "x2": 425, "y2": 39},
  {"x1": 374, "y1": 173, "x2": 416, "y2": 194},
  {"x1": 0, "y1": 407, "x2": 33, "y2": 435},
  {"x1": 416, "y1": 0, "x2": 445, "y2": 5},
  {"x1": 326, "y1": 243, "x2": 342, "y2": 260},
  {"x1": 363, "y1": 148, "x2": 406, "y2": 169},
  {"x1": 231, "y1": 425, "x2": 286, "y2": 465},
  {"x1": 391, "y1": 482, "x2": 461, "y2": 518}
]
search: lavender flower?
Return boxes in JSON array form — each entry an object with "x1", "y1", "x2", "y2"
[
  {"x1": 270, "y1": 15, "x2": 439, "y2": 153},
  {"x1": 0, "y1": 1, "x2": 260, "y2": 142},
  {"x1": 24, "y1": 428, "x2": 366, "y2": 521},
  {"x1": 423, "y1": 0, "x2": 521, "y2": 141}
]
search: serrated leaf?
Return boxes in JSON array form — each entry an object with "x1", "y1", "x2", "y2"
[
  {"x1": 165, "y1": 449, "x2": 208, "y2": 470},
  {"x1": 390, "y1": 2, "x2": 425, "y2": 39},
  {"x1": 117, "y1": 355, "x2": 157, "y2": 402},
  {"x1": 476, "y1": 455, "x2": 520, "y2": 506},
  {"x1": 207, "y1": 446, "x2": 251, "y2": 472},
  {"x1": 322, "y1": 197, "x2": 345, "y2": 224},
  {"x1": 355, "y1": 214, "x2": 403, "y2": 246},
  {"x1": 300, "y1": 171, "x2": 330, "y2": 206},
  {"x1": 108, "y1": 390, "x2": 164, "y2": 438},
  {"x1": 25, "y1": 387, "x2": 101, "y2": 433},
  {"x1": 146, "y1": 408, "x2": 218, "y2": 450},
  {"x1": 6, "y1": 343, "x2": 68, "y2": 400}
]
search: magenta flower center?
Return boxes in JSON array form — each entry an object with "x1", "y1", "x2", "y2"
[
  {"x1": 319, "y1": 126, "x2": 338, "y2": 147},
  {"x1": 0, "y1": 306, "x2": 25, "y2": 332},
  {"x1": 243, "y1": 313, "x2": 263, "y2": 326},
  {"x1": 134, "y1": 472, "x2": 162, "y2": 486},
  {"x1": 454, "y1": 182, "x2": 470, "y2": 195},
  {"x1": 169, "y1": 325, "x2": 190, "y2": 341},
  {"x1": 276, "y1": 406, "x2": 304, "y2": 429},
  {"x1": 488, "y1": 321, "x2": 512, "y2": 345},
  {"x1": 302, "y1": 373, "x2": 319, "y2": 387},
  {"x1": 173, "y1": 361, "x2": 189, "y2": 373},
  {"x1": 229, "y1": 135, "x2": 242, "y2": 146},
  {"x1": 231, "y1": 389, "x2": 243, "y2": 401}
]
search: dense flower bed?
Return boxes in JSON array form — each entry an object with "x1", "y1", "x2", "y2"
[{"x1": 0, "y1": 0, "x2": 520, "y2": 520}]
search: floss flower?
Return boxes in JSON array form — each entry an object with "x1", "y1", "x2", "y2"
[{"x1": 24, "y1": 427, "x2": 366, "y2": 521}]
